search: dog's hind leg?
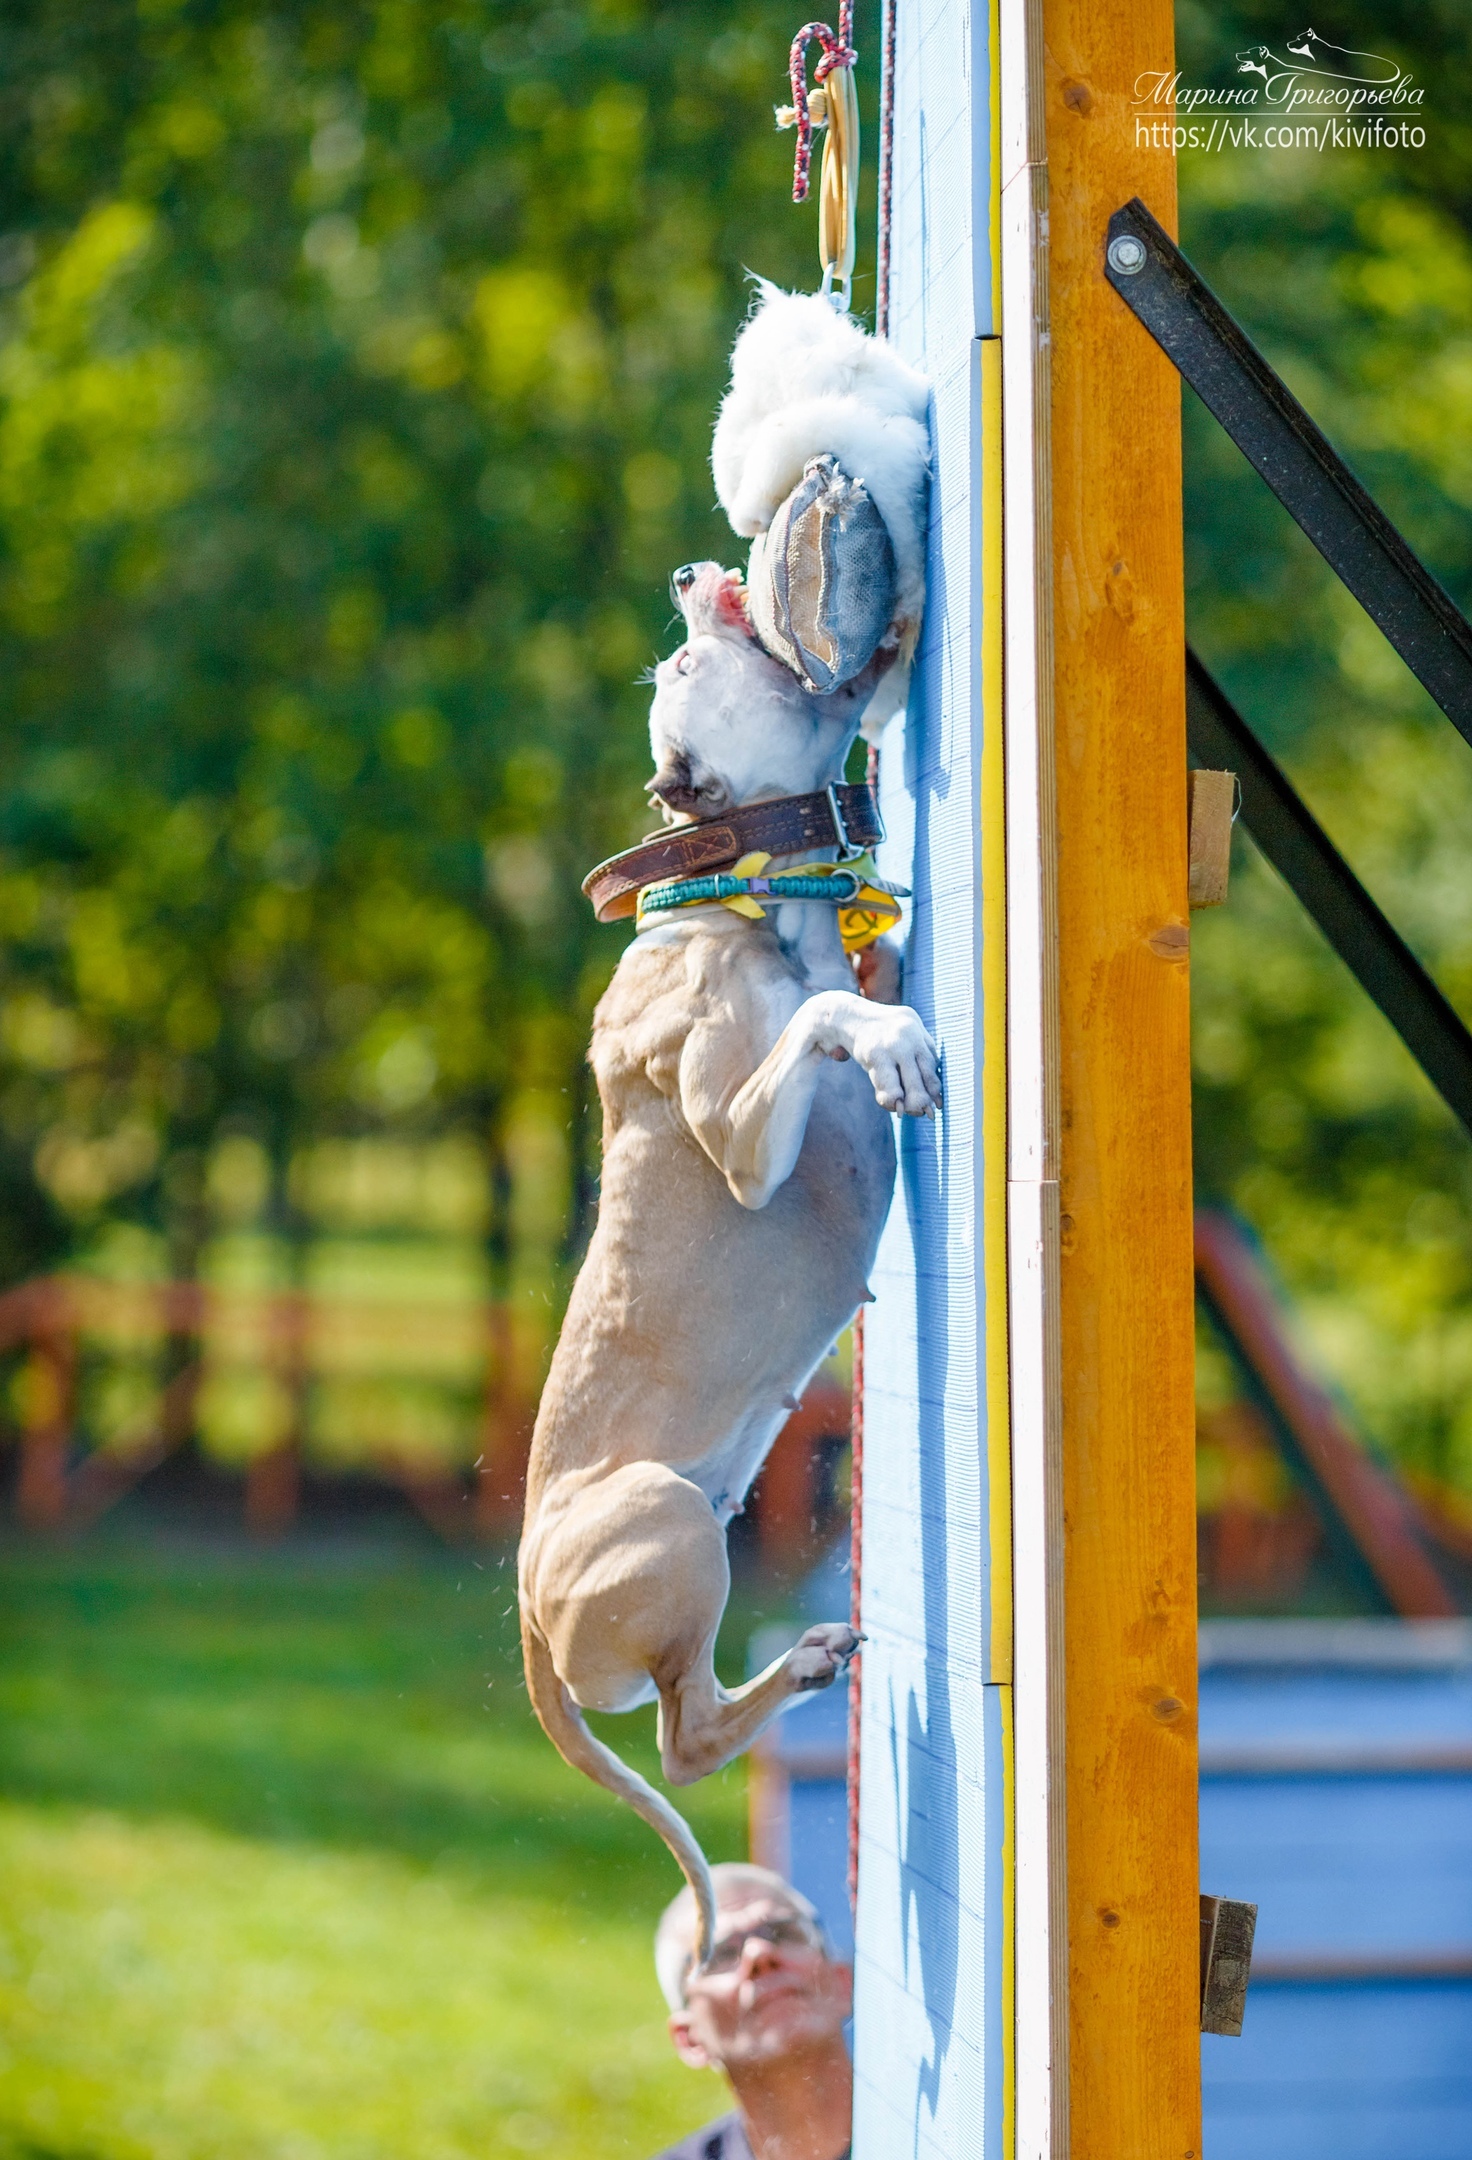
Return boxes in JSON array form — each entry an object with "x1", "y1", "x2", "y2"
[
  {"x1": 525, "y1": 1459, "x2": 859, "y2": 1788},
  {"x1": 657, "y1": 1621, "x2": 860, "y2": 1787},
  {"x1": 525, "y1": 1462, "x2": 732, "y2": 1714}
]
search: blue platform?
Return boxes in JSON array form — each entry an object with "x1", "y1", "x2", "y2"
[
  {"x1": 754, "y1": 1614, "x2": 1472, "y2": 2157},
  {"x1": 1198, "y1": 1620, "x2": 1472, "y2": 2160}
]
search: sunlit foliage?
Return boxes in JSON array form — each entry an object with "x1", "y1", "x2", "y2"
[
  {"x1": 3, "y1": 0, "x2": 1472, "y2": 1498},
  {"x1": 0, "y1": 0, "x2": 833, "y2": 1296},
  {"x1": 1180, "y1": 2, "x2": 1472, "y2": 1492}
]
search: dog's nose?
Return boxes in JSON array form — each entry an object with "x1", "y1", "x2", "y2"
[{"x1": 670, "y1": 564, "x2": 699, "y2": 601}]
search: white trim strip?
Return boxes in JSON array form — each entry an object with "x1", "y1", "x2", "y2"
[{"x1": 999, "y1": 0, "x2": 1067, "y2": 2152}]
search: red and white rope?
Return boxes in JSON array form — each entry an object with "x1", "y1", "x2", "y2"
[
  {"x1": 847, "y1": 733, "x2": 884, "y2": 1915},
  {"x1": 846, "y1": 1304, "x2": 864, "y2": 1912},
  {"x1": 876, "y1": 0, "x2": 897, "y2": 334},
  {"x1": 786, "y1": 1, "x2": 857, "y2": 203}
]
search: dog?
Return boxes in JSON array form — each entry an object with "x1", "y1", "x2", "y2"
[
  {"x1": 518, "y1": 563, "x2": 940, "y2": 1961},
  {"x1": 1283, "y1": 31, "x2": 1398, "y2": 83}
]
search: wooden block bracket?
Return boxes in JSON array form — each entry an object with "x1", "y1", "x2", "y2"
[
  {"x1": 1200, "y1": 1893, "x2": 1257, "y2": 2036},
  {"x1": 1188, "y1": 767, "x2": 1236, "y2": 909}
]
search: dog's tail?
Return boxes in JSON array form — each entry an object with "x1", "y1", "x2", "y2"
[{"x1": 521, "y1": 1615, "x2": 717, "y2": 1967}]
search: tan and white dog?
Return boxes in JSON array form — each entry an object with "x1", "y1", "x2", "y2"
[{"x1": 518, "y1": 564, "x2": 940, "y2": 1960}]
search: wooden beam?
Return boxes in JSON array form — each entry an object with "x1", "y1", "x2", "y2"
[
  {"x1": 1042, "y1": 6, "x2": 1202, "y2": 2154},
  {"x1": 1195, "y1": 1211, "x2": 1457, "y2": 1621}
]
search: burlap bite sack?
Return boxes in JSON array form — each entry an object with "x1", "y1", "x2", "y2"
[{"x1": 746, "y1": 454, "x2": 897, "y2": 694}]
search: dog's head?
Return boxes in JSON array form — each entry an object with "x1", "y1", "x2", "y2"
[{"x1": 647, "y1": 561, "x2": 880, "y2": 821}]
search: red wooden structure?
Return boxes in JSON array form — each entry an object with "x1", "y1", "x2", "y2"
[{"x1": 0, "y1": 1272, "x2": 850, "y2": 1553}]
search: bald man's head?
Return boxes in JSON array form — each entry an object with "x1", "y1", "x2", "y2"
[
  {"x1": 655, "y1": 1865, "x2": 824, "y2": 2008},
  {"x1": 656, "y1": 1865, "x2": 851, "y2": 2077}
]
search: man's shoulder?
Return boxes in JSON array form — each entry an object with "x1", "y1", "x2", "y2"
[{"x1": 648, "y1": 2110, "x2": 752, "y2": 2160}]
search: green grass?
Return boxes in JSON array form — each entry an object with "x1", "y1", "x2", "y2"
[{"x1": 0, "y1": 1529, "x2": 788, "y2": 2159}]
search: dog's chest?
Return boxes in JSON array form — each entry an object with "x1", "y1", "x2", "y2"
[
  {"x1": 590, "y1": 923, "x2": 895, "y2": 1265},
  {"x1": 790, "y1": 1051, "x2": 895, "y2": 1217}
]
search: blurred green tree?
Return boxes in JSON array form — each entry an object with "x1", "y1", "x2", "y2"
[
  {"x1": 1177, "y1": 2, "x2": 1472, "y2": 1496},
  {"x1": 0, "y1": 0, "x2": 860, "y2": 1301},
  {"x1": 7, "y1": 0, "x2": 1472, "y2": 1506}
]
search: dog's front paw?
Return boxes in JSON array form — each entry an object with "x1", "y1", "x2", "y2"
[
  {"x1": 854, "y1": 1006, "x2": 942, "y2": 1119},
  {"x1": 789, "y1": 1622, "x2": 864, "y2": 1692}
]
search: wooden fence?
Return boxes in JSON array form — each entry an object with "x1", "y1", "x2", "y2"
[
  {"x1": 0, "y1": 1273, "x2": 855, "y2": 1554},
  {"x1": 0, "y1": 1273, "x2": 533, "y2": 1539}
]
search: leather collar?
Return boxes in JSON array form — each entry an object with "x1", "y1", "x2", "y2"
[{"x1": 581, "y1": 782, "x2": 885, "y2": 924}]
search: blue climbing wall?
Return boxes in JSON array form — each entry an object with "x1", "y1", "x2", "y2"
[{"x1": 852, "y1": 1, "x2": 1005, "y2": 2154}]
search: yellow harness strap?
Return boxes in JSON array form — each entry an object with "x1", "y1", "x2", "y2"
[{"x1": 636, "y1": 850, "x2": 904, "y2": 953}]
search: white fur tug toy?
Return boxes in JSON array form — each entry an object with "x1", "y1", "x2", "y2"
[
  {"x1": 713, "y1": 282, "x2": 930, "y2": 732},
  {"x1": 708, "y1": 2, "x2": 930, "y2": 732}
]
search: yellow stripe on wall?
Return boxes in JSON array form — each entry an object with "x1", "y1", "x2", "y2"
[
  {"x1": 980, "y1": 320, "x2": 1014, "y2": 2160},
  {"x1": 981, "y1": 330, "x2": 1011, "y2": 1687}
]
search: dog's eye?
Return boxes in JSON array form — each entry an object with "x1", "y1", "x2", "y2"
[{"x1": 674, "y1": 648, "x2": 693, "y2": 675}]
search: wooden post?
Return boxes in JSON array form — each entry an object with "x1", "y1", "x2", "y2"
[
  {"x1": 472, "y1": 1298, "x2": 532, "y2": 1534},
  {"x1": 1043, "y1": 5, "x2": 1202, "y2": 2153},
  {"x1": 244, "y1": 1441, "x2": 300, "y2": 1535},
  {"x1": 753, "y1": 1379, "x2": 851, "y2": 1564},
  {"x1": 15, "y1": 1296, "x2": 74, "y2": 1532},
  {"x1": 245, "y1": 1288, "x2": 304, "y2": 1537}
]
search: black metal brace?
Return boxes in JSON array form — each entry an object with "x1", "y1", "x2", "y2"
[
  {"x1": 1186, "y1": 649, "x2": 1472, "y2": 1142},
  {"x1": 1106, "y1": 198, "x2": 1472, "y2": 751}
]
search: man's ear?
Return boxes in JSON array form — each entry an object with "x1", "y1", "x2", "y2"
[{"x1": 668, "y1": 2010, "x2": 715, "y2": 2071}]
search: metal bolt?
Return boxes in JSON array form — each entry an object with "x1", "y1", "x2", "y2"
[{"x1": 1108, "y1": 233, "x2": 1147, "y2": 276}]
